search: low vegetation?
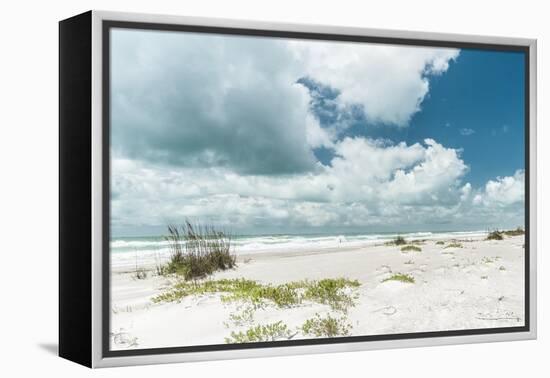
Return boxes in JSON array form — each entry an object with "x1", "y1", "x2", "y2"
[
  {"x1": 486, "y1": 230, "x2": 504, "y2": 241},
  {"x1": 160, "y1": 221, "x2": 236, "y2": 280},
  {"x1": 386, "y1": 235, "x2": 407, "y2": 246},
  {"x1": 503, "y1": 227, "x2": 525, "y2": 236},
  {"x1": 228, "y1": 305, "x2": 255, "y2": 326},
  {"x1": 410, "y1": 239, "x2": 426, "y2": 245},
  {"x1": 444, "y1": 242, "x2": 463, "y2": 249},
  {"x1": 153, "y1": 278, "x2": 361, "y2": 312},
  {"x1": 381, "y1": 273, "x2": 415, "y2": 284},
  {"x1": 401, "y1": 245, "x2": 422, "y2": 253},
  {"x1": 301, "y1": 313, "x2": 352, "y2": 338},
  {"x1": 435, "y1": 240, "x2": 445, "y2": 245},
  {"x1": 225, "y1": 321, "x2": 292, "y2": 343}
]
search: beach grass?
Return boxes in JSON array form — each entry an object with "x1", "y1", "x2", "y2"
[
  {"x1": 435, "y1": 240, "x2": 445, "y2": 245},
  {"x1": 301, "y1": 313, "x2": 352, "y2": 338},
  {"x1": 161, "y1": 221, "x2": 236, "y2": 280},
  {"x1": 225, "y1": 321, "x2": 292, "y2": 343},
  {"x1": 152, "y1": 277, "x2": 360, "y2": 312},
  {"x1": 401, "y1": 245, "x2": 422, "y2": 252},
  {"x1": 381, "y1": 273, "x2": 415, "y2": 284}
]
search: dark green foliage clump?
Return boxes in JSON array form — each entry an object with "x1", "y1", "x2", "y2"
[
  {"x1": 435, "y1": 240, "x2": 445, "y2": 245},
  {"x1": 503, "y1": 227, "x2": 525, "y2": 236},
  {"x1": 486, "y1": 230, "x2": 504, "y2": 241},
  {"x1": 386, "y1": 235, "x2": 407, "y2": 246}
]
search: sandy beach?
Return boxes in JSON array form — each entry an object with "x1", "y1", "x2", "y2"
[{"x1": 110, "y1": 233, "x2": 525, "y2": 350}]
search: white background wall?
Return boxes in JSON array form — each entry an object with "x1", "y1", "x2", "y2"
[{"x1": 0, "y1": 0, "x2": 546, "y2": 376}]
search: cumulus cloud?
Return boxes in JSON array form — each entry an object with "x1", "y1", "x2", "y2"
[
  {"x1": 110, "y1": 139, "x2": 517, "y2": 233},
  {"x1": 111, "y1": 30, "x2": 319, "y2": 175},
  {"x1": 472, "y1": 170, "x2": 525, "y2": 207},
  {"x1": 108, "y1": 29, "x2": 523, "y2": 234},
  {"x1": 111, "y1": 29, "x2": 459, "y2": 176},
  {"x1": 291, "y1": 41, "x2": 459, "y2": 126}
]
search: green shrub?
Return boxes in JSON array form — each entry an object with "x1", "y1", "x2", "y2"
[
  {"x1": 152, "y1": 278, "x2": 361, "y2": 312},
  {"x1": 381, "y1": 273, "x2": 415, "y2": 284},
  {"x1": 225, "y1": 321, "x2": 292, "y2": 343},
  {"x1": 435, "y1": 240, "x2": 445, "y2": 245},
  {"x1": 301, "y1": 313, "x2": 352, "y2": 338},
  {"x1": 401, "y1": 245, "x2": 422, "y2": 252},
  {"x1": 504, "y1": 227, "x2": 525, "y2": 236},
  {"x1": 486, "y1": 230, "x2": 504, "y2": 241},
  {"x1": 303, "y1": 278, "x2": 361, "y2": 312}
]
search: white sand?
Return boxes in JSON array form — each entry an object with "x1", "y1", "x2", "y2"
[{"x1": 110, "y1": 235, "x2": 525, "y2": 350}]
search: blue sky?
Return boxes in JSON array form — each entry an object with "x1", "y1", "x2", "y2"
[
  {"x1": 304, "y1": 49, "x2": 525, "y2": 188},
  {"x1": 110, "y1": 29, "x2": 526, "y2": 236},
  {"x1": 403, "y1": 49, "x2": 525, "y2": 187}
]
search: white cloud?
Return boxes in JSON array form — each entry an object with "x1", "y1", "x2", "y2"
[
  {"x1": 291, "y1": 41, "x2": 459, "y2": 126},
  {"x1": 108, "y1": 30, "x2": 524, "y2": 234},
  {"x1": 305, "y1": 112, "x2": 335, "y2": 149},
  {"x1": 111, "y1": 30, "x2": 459, "y2": 177},
  {"x1": 110, "y1": 138, "x2": 523, "y2": 233},
  {"x1": 473, "y1": 170, "x2": 525, "y2": 207},
  {"x1": 111, "y1": 30, "x2": 319, "y2": 175}
]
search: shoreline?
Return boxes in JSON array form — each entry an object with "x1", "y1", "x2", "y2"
[{"x1": 111, "y1": 230, "x2": 491, "y2": 273}]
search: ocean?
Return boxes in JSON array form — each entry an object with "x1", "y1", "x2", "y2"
[{"x1": 110, "y1": 230, "x2": 488, "y2": 270}]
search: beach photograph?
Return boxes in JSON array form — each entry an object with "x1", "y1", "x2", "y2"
[{"x1": 108, "y1": 28, "x2": 526, "y2": 350}]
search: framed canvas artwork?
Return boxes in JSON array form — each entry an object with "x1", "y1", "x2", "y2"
[{"x1": 59, "y1": 10, "x2": 537, "y2": 368}]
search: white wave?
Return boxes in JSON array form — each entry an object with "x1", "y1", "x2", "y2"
[{"x1": 110, "y1": 230, "x2": 489, "y2": 269}]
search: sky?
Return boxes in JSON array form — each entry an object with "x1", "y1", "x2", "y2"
[{"x1": 109, "y1": 28, "x2": 526, "y2": 237}]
